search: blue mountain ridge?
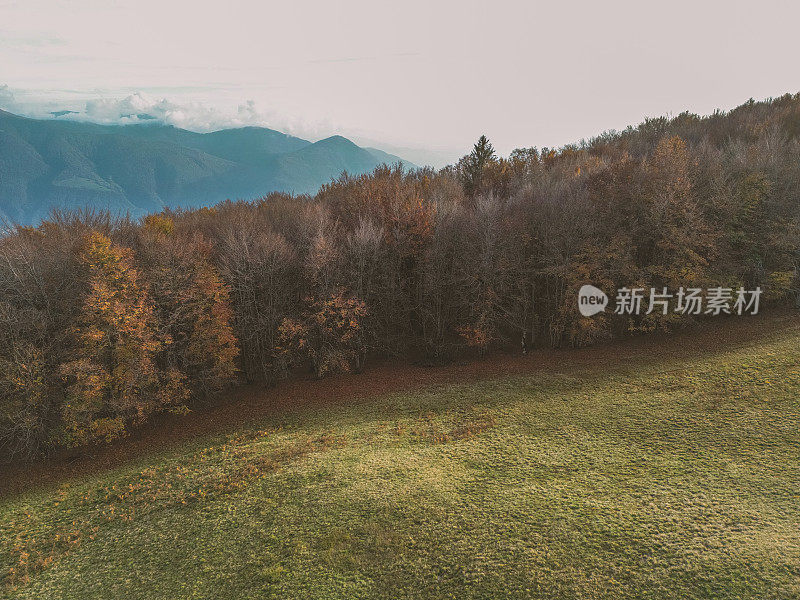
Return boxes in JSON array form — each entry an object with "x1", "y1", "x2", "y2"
[{"x1": 0, "y1": 109, "x2": 413, "y2": 224}]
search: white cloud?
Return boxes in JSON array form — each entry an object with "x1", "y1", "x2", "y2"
[
  {"x1": 0, "y1": 86, "x2": 337, "y2": 141},
  {"x1": 83, "y1": 93, "x2": 225, "y2": 129},
  {"x1": 82, "y1": 92, "x2": 313, "y2": 135}
]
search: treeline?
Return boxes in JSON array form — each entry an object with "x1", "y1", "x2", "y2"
[{"x1": 2, "y1": 94, "x2": 800, "y2": 460}]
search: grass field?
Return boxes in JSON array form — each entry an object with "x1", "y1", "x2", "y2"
[{"x1": 1, "y1": 316, "x2": 799, "y2": 599}]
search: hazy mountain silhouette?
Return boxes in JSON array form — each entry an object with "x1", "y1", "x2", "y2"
[{"x1": 0, "y1": 110, "x2": 413, "y2": 223}]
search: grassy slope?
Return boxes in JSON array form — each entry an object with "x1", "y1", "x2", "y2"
[{"x1": 1, "y1": 320, "x2": 799, "y2": 599}]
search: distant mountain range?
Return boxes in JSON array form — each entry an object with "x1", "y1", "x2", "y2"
[{"x1": 0, "y1": 109, "x2": 413, "y2": 224}]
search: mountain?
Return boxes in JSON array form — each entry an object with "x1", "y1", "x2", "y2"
[
  {"x1": 266, "y1": 136, "x2": 394, "y2": 192},
  {"x1": 0, "y1": 110, "x2": 413, "y2": 224}
]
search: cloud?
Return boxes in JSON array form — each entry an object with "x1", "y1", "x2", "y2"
[
  {"x1": 81, "y1": 93, "x2": 337, "y2": 140},
  {"x1": 0, "y1": 84, "x2": 88, "y2": 117},
  {"x1": 0, "y1": 86, "x2": 451, "y2": 164},
  {"x1": 0, "y1": 86, "x2": 337, "y2": 141},
  {"x1": 0, "y1": 84, "x2": 22, "y2": 113},
  {"x1": 82, "y1": 93, "x2": 221, "y2": 128}
]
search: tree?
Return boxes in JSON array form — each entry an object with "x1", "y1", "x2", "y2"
[
  {"x1": 457, "y1": 195, "x2": 508, "y2": 355},
  {"x1": 58, "y1": 232, "x2": 183, "y2": 446},
  {"x1": 138, "y1": 216, "x2": 239, "y2": 400},
  {"x1": 643, "y1": 135, "x2": 714, "y2": 292},
  {"x1": 3, "y1": 94, "x2": 800, "y2": 460},
  {"x1": 459, "y1": 135, "x2": 498, "y2": 197},
  {"x1": 0, "y1": 343, "x2": 48, "y2": 459},
  {"x1": 216, "y1": 214, "x2": 298, "y2": 385},
  {"x1": 587, "y1": 137, "x2": 715, "y2": 331},
  {"x1": 0, "y1": 218, "x2": 98, "y2": 457},
  {"x1": 278, "y1": 290, "x2": 368, "y2": 378}
]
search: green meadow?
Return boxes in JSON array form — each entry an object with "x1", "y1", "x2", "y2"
[{"x1": 2, "y1": 318, "x2": 799, "y2": 599}]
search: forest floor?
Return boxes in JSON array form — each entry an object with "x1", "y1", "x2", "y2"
[{"x1": 1, "y1": 311, "x2": 799, "y2": 598}]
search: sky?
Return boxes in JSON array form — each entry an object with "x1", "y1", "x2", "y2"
[{"x1": 1, "y1": 0, "x2": 799, "y2": 167}]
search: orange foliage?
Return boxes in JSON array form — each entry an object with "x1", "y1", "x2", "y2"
[
  {"x1": 278, "y1": 290, "x2": 368, "y2": 378},
  {"x1": 59, "y1": 232, "x2": 185, "y2": 445}
]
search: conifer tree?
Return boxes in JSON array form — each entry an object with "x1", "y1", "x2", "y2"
[{"x1": 459, "y1": 135, "x2": 497, "y2": 196}]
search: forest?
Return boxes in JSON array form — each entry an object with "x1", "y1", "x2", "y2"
[{"x1": 1, "y1": 94, "x2": 799, "y2": 461}]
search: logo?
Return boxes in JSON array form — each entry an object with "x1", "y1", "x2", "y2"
[
  {"x1": 578, "y1": 285, "x2": 608, "y2": 317},
  {"x1": 577, "y1": 285, "x2": 762, "y2": 317}
]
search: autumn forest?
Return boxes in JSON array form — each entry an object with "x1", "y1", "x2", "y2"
[{"x1": 2, "y1": 94, "x2": 800, "y2": 461}]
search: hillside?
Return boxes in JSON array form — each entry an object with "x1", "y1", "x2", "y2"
[
  {"x1": 0, "y1": 110, "x2": 412, "y2": 224},
  {"x1": 265, "y1": 136, "x2": 397, "y2": 193},
  {"x1": 2, "y1": 94, "x2": 800, "y2": 462},
  {"x1": 1, "y1": 312, "x2": 798, "y2": 598}
]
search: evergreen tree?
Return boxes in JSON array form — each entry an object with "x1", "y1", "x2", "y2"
[{"x1": 460, "y1": 135, "x2": 497, "y2": 197}]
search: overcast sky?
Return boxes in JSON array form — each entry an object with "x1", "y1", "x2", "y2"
[{"x1": 1, "y1": 0, "x2": 799, "y2": 166}]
